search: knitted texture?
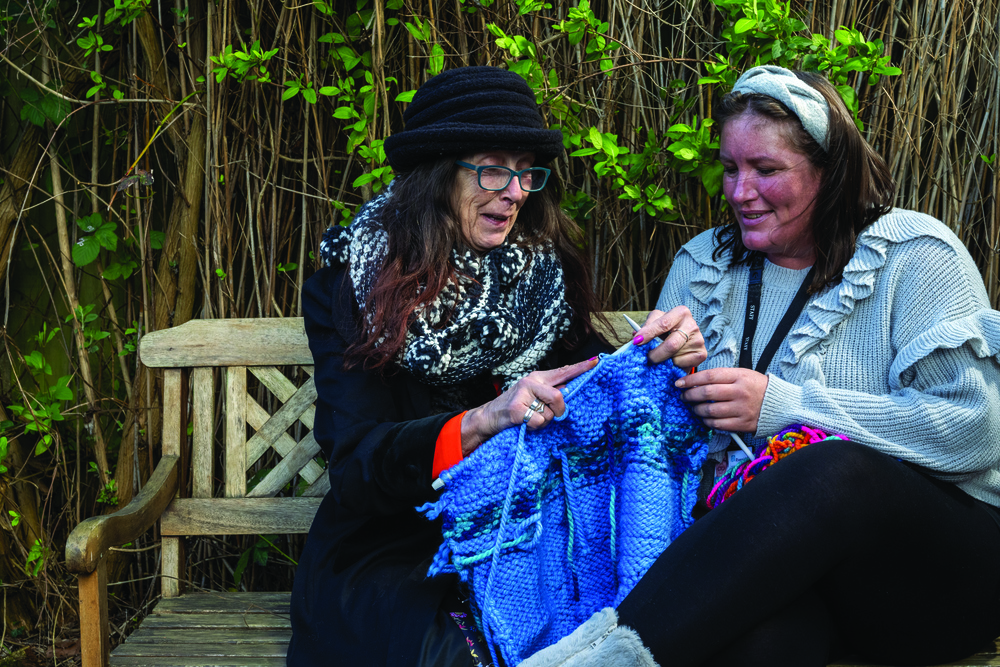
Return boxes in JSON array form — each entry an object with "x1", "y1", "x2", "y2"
[
  {"x1": 418, "y1": 342, "x2": 709, "y2": 666},
  {"x1": 383, "y1": 66, "x2": 564, "y2": 172},
  {"x1": 655, "y1": 209, "x2": 1000, "y2": 507},
  {"x1": 319, "y1": 183, "x2": 572, "y2": 390},
  {"x1": 706, "y1": 425, "x2": 848, "y2": 508}
]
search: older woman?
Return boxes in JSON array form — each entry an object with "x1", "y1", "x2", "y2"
[
  {"x1": 615, "y1": 66, "x2": 1000, "y2": 666},
  {"x1": 286, "y1": 66, "x2": 610, "y2": 667}
]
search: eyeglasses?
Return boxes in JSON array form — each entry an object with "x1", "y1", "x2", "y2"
[{"x1": 455, "y1": 161, "x2": 551, "y2": 192}]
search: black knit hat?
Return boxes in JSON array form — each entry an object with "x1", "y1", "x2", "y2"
[{"x1": 383, "y1": 66, "x2": 565, "y2": 172}]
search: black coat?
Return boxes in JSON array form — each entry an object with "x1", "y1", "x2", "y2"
[{"x1": 287, "y1": 265, "x2": 608, "y2": 666}]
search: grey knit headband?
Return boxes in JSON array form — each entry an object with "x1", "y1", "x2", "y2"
[{"x1": 731, "y1": 66, "x2": 830, "y2": 151}]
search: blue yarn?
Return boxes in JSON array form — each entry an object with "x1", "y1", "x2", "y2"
[{"x1": 419, "y1": 342, "x2": 709, "y2": 665}]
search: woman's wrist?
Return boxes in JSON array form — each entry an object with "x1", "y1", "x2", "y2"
[{"x1": 460, "y1": 406, "x2": 488, "y2": 457}]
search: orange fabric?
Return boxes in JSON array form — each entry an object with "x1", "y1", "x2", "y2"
[{"x1": 433, "y1": 411, "x2": 467, "y2": 479}]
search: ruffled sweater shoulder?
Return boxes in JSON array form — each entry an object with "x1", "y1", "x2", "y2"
[{"x1": 657, "y1": 209, "x2": 1000, "y2": 506}]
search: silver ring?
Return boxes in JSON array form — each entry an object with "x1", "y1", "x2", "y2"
[
  {"x1": 523, "y1": 406, "x2": 536, "y2": 424},
  {"x1": 668, "y1": 329, "x2": 691, "y2": 343},
  {"x1": 529, "y1": 398, "x2": 544, "y2": 413}
]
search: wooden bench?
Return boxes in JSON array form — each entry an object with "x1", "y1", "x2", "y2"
[{"x1": 64, "y1": 315, "x2": 1000, "y2": 667}]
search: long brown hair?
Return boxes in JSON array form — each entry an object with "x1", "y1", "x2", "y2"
[
  {"x1": 713, "y1": 71, "x2": 895, "y2": 292},
  {"x1": 344, "y1": 157, "x2": 602, "y2": 373}
]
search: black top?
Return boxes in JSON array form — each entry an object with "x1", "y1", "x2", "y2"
[{"x1": 287, "y1": 265, "x2": 609, "y2": 666}]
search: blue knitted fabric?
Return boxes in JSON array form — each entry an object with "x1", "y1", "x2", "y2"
[{"x1": 418, "y1": 342, "x2": 709, "y2": 665}]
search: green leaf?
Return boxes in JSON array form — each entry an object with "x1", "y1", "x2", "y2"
[
  {"x1": 302, "y1": 87, "x2": 317, "y2": 104},
  {"x1": 588, "y1": 127, "x2": 604, "y2": 150},
  {"x1": 72, "y1": 236, "x2": 101, "y2": 266},
  {"x1": 20, "y1": 103, "x2": 46, "y2": 128},
  {"x1": 332, "y1": 106, "x2": 355, "y2": 120},
  {"x1": 95, "y1": 223, "x2": 118, "y2": 252},
  {"x1": 281, "y1": 85, "x2": 299, "y2": 101},
  {"x1": 149, "y1": 230, "x2": 165, "y2": 250},
  {"x1": 834, "y1": 28, "x2": 857, "y2": 46},
  {"x1": 395, "y1": 90, "x2": 416, "y2": 103},
  {"x1": 734, "y1": 17, "x2": 757, "y2": 34}
]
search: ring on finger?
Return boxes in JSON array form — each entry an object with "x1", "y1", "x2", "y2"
[
  {"x1": 667, "y1": 329, "x2": 691, "y2": 343},
  {"x1": 529, "y1": 398, "x2": 545, "y2": 413},
  {"x1": 522, "y1": 406, "x2": 536, "y2": 424}
]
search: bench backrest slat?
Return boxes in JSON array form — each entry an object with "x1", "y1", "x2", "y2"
[{"x1": 161, "y1": 498, "x2": 322, "y2": 535}]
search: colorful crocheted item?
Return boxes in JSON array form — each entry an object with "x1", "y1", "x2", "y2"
[
  {"x1": 418, "y1": 342, "x2": 709, "y2": 666},
  {"x1": 706, "y1": 425, "x2": 848, "y2": 508}
]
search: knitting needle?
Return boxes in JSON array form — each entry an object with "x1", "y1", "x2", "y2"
[
  {"x1": 622, "y1": 314, "x2": 697, "y2": 374},
  {"x1": 728, "y1": 432, "x2": 755, "y2": 460}
]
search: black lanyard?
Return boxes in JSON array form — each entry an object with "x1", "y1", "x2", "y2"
[{"x1": 738, "y1": 254, "x2": 816, "y2": 373}]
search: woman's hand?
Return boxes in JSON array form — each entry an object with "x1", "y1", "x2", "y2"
[
  {"x1": 460, "y1": 357, "x2": 598, "y2": 456},
  {"x1": 633, "y1": 306, "x2": 707, "y2": 371},
  {"x1": 674, "y1": 367, "x2": 768, "y2": 433}
]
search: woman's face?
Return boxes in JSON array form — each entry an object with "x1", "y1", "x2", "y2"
[
  {"x1": 453, "y1": 151, "x2": 535, "y2": 253},
  {"x1": 720, "y1": 112, "x2": 823, "y2": 269}
]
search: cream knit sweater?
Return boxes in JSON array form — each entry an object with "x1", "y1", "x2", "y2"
[{"x1": 657, "y1": 208, "x2": 1000, "y2": 507}]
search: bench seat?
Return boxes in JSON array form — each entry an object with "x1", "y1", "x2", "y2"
[{"x1": 109, "y1": 593, "x2": 290, "y2": 666}]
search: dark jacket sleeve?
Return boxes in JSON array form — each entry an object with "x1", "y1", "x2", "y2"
[{"x1": 303, "y1": 266, "x2": 461, "y2": 516}]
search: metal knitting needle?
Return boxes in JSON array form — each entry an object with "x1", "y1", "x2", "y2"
[
  {"x1": 623, "y1": 314, "x2": 697, "y2": 374},
  {"x1": 624, "y1": 315, "x2": 752, "y2": 459},
  {"x1": 728, "y1": 432, "x2": 755, "y2": 460}
]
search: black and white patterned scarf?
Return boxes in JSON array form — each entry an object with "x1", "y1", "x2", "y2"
[{"x1": 319, "y1": 184, "x2": 573, "y2": 390}]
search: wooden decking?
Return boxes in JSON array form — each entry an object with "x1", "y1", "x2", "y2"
[
  {"x1": 832, "y1": 640, "x2": 1000, "y2": 667},
  {"x1": 107, "y1": 589, "x2": 1000, "y2": 667},
  {"x1": 109, "y1": 592, "x2": 291, "y2": 666}
]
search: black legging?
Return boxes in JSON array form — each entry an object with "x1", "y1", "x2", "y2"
[{"x1": 617, "y1": 440, "x2": 1000, "y2": 667}]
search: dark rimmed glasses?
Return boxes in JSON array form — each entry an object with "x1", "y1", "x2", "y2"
[{"x1": 455, "y1": 161, "x2": 551, "y2": 192}]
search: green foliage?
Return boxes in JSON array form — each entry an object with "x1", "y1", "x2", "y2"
[
  {"x1": 88, "y1": 463, "x2": 118, "y2": 504},
  {"x1": 25, "y1": 540, "x2": 48, "y2": 577},
  {"x1": 104, "y1": 0, "x2": 151, "y2": 27},
  {"x1": 211, "y1": 41, "x2": 279, "y2": 83},
  {"x1": 8, "y1": 324, "x2": 74, "y2": 458},
  {"x1": 555, "y1": 0, "x2": 615, "y2": 72},
  {"x1": 72, "y1": 213, "x2": 117, "y2": 267},
  {"x1": 66, "y1": 305, "x2": 112, "y2": 352},
  {"x1": 16, "y1": 86, "x2": 70, "y2": 127},
  {"x1": 232, "y1": 535, "x2": 274, "y2": 589},
  {"x1": 698, "y1": 0, "x2": 902, "y2": 127}
]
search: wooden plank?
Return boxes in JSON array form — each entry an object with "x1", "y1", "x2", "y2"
[
  {"x1": 832, "y1": 642, "x2": 1000, "y2": 667},
  {"x1": 191, "y1": 367, "x2": 215, "y2": 499},
  {"x1": 139, "y1": 318, "x2": 310, "y2": 368},
  {"x1": 111, "y1": 657, "x2": 287, "y2": 666},
  {"x1": 246, "y1": 432, "x2": 322, "y2": 498},
  {"x1": 162, "y1": 370, "x2": 183, "y2": 458},
  {"x1": 123, "y1": 627, "x2": 291, "y2": 644},
  {"x1": 301, "y1": 471, "x2": 330, "y2": 498},
  {"x1": 243, "y1": 379, "x2": 317, "y2": 468},
  {"x1": 141, "y1": 613, "x2": 290, "y2": 629},
  {"x1": 161, "y1": 536, "x2": 183, "y2": 598},
  {"x1": 225, "y1": 367, "x2": 247, "y2": 498},
  {"x1": 244, "y1": 399, "x2": 323, "y2": 484},
  {"x1": 161, "y1": 498, "x2": 321, "y2": 535},
  {"x1": 248, "y1": 367, "x2": 317, "y2": 430},
  {"x1": 153, "y1": 592, "x2": 290, "y2": 614},
  {"x1": 111, "y1": 643, "x2": 287, "y2": 658},
  {"x1": 78, "y1": 560, "x2": 109, "y2": 667}
]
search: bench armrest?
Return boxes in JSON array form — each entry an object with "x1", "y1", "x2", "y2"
[{"x1": 65, "y1": 455, "x2": 179, "y2": 574}]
